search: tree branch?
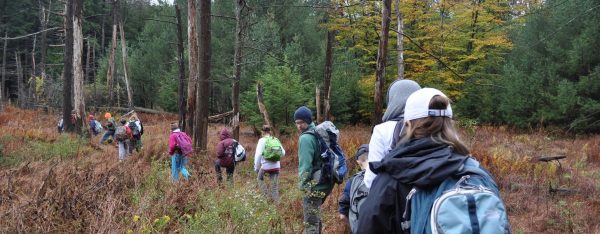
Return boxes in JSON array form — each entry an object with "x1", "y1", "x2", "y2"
[{"x1": 1, "y1": 27, "x2": 61, "y2": 40}]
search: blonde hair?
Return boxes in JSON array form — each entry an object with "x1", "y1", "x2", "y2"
[{"x1": 402, "y1": 95, "x2": 470, "y2": 155}]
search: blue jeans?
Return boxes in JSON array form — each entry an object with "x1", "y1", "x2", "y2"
[
  {"x1": 171, "y1": 154, "x2": 190, "y2": 182},
  {"x1": 100, "y1": 130, "x2": 115, "y2": 144},
  {"x1": 118, "y1": 140, "x2": 129, "y2": 161}
]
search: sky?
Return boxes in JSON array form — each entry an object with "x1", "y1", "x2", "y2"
[{"x1": 150, "y1": 0, "x2": 174, "y2": 5}]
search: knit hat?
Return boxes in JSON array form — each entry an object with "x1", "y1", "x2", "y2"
[
  {"x1": 104, "y1": 112, "x2": 112, "y2": 119},
  {"x1": 354, "y1": 144, "x2": 369, "y2": 161},
  {"x1": 404, "y1": 88, "x2": 452, "y2": 121},
  {"x1": 293, "y1": 106, "x2": 313, "y2": 124},
  {"x1": 382, "y1": 79, "x2": 421, "y2": 122}
]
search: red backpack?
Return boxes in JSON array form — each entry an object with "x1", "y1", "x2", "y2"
[
  {"x1": 175, "y1": 132, "x2": 194, "y2": 157},
  {"x1": 219, "y1": 142, "x2": 236, "y2": 167}
]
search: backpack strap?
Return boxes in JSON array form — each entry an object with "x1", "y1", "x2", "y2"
[{"x1": 390, "y1": 119, "x2": 405, "y2": 150}]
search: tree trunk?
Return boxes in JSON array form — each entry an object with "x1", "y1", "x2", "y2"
[
  {"x1": 106, "y1": 0, "x2": 119, "y2": 107},
  {"x1": 73, "y1": 0, "x2": 85, "y2": 133},
  {"x1": 196, "y1": 0, "x2": 211, "y2": 150},
  {"x1": 232, "y1": 0, "x2": 246, "y2": 140},
  {"x1": 30, "y1": 35, "x2": 36, "y2": 107},
  {"x1": 85, "y1": 38, "x2": 91, "y2": 84},
  {"x1": 373, "y1": 0, "x2": 392, "y2": 126},
  {"x1": 464, "y1": 0, "x2": 482, "y2": 71},
  {"x1": 15, "y1": 52, "x2": 24, "y2": 108},
  {"x1": 39, "y1": 0, "x2": 50, "y2": 104},
  {"x1": 315, "y1": 85, "x2": 321, "y2": 123},
  {"x1": 256, "y1": 82, "x2": 273, "y2": 132},
  {"x1": 2, "y1": 34, "x2": 7, "y2": 100},
  {"x1": 175, "y1": 3, "x2": 186, "y2": 131},
  {"x1": 63, "y1": 0, "x2": 75, "y2": 132},
  {"x1": 186, "y1": 0, "x2": 199, "y2": 136},
  {"x1": 323, "y1": 29, "x2": 334, "y2": 121},
  {"x1": 395, "y1": 0, "x2": 404, "y2": 79},
  {"x1": 119, "y1": 21, "x2": 133, "y2": 110}
]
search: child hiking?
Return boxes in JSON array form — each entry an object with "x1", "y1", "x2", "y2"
[
  {"x1": 253, "y1": 125, "x2": 285, "y2": 202},
  {"x1": 338, "y1": 144, "x2": 369, "y2": 234},
  {"x1": 128, "y1": 114, "x2": 143, "y2": 154},
  {"x1": 115, "y1": 118, "x2": 133, "y2": 161},
  {"x1": 168, "y1": 122, "x2": 191, "y2": 182},
  {"x1": 214, "y1": 128, "x2": 236, "y2": 185}
]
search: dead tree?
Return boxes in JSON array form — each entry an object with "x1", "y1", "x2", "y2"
[
  {"x1": 257, "y1": 82, "x2": 273, "y2": 132},
  {"x1": 73, "y1": 0, "x2": 85, "y2": 133},
  {"x1": 119, "y1": 21, "x2": 133, "y2": 110},
  {"x1": 315, "y1": 85, "x2": 321, "y2": 123},
  {"x1": 373, "y1": 0, "x2": 392, "y2": 126},
  {"x1": 175, "y1": 3, "x2": 186, "y2": 130},
  {"x1": 186, "y1": 0, "x2": 199, "y2": 135},
  {"x1": 196, "y1": 0, "x2": 211, "y2": 150},
  {"x1": 323, "y1": 29, "x2": 334, "y2": 121},
  {"x1": 2, "y1": 33, "x2": 7, "y2": 101},
  {"x1": 62, "y1": 0, "x2": 75, "y2": 132},
  {"x1": 106, "y1": 0, "x2": 119, "y2": 107},
  {"x1": 15, "y1": 52, "x2": 25, "y2": 107},
  {"x1": 395, "y1": 0, "x2": 404, "y2": 79},
  {"x1": 232, "y1": 0, "x2": 247, "y2": 140},
  {"x1": 39, "y1": 0, "x2": 51, "y2": 104}
]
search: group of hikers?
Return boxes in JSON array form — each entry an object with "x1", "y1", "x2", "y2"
[
  {"x1": 165, "y1": 79, "x2": 510, "y2": 233},
  {"x1": 59, "y1": 111, "x2": 145, "y2": 162}
]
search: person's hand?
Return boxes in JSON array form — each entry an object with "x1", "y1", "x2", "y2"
[
  {"x1": 339, "y1": 214, "x2": 348, "y2": 221},
  {"x1": 254, "y1": 168, "x2": 260, "y2": 173}
]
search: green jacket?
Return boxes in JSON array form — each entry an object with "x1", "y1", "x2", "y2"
[{"x1": 297, "y1": 123, "x2": 334, "y2": 196}]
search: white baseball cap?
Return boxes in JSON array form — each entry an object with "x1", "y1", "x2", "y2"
[{"x1": 404, "y1": 88, "x2": 453, "y2": 121}]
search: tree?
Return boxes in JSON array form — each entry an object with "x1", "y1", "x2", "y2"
[
  {"x1": 106, "y1": 0, "x2": 119, "y2": 107},
  {"x1": 395, "y1": 0, "x2": 404, "y2": 79},
  {"x1": 62, "y1": 0, "x2": 75, "y2": 132},
  {"x1": 373, "y1": 0, "x2": 392, "y2": 126},
  {"x1": 323, "y1": 20, "x2": 334, "y2": 121},
  {"x1": 195, "y1": 0, "x2": 211, "y2": 150},
  {"x1": 232, "y1": 0, "x2": 247, "y2": 140},
  {"x1": 186, "y1": 0, "x2": 199, "y2": 135},
  {"x1": 119, "y1": 21, "x2": 133, "y2": 110},
  {"x1": 73, "y1": 0, "x2": 85, "y2": 133},
  {"x1": 175, "y1": 3, "x2": 186, "y2": 130}
]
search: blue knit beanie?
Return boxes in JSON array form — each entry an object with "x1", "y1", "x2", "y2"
[{"x1": 294, "y1": 106, "x2": 313, "y2": 124}]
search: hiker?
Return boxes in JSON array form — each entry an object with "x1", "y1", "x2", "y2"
[
  {"x1": 99, "y1": 112, "x2": 117, "y2": 144},
  {"x1": 89, "y1": 114, "x2": 102, "y2": 136},
  {"x1": 57, "y1": 117, "x2": 64, "y2": 133},
  {"x1": 168, "y1": 122, "x2": 191, "y2": 182},
  {"x1": 295, "y1": 106, "x2": 333, "y2": 234},
  {"x1": 364, "y1": 79, "x2": 421, "y2": 189},
  {"x1": 115, "y1": 118, "x2": 132, "y2": 161},
  {"x1": 254, "y1": 125, "x2": 285, "y2": 202},
  {"x1": 357, "y1": 88, "x2": 509, "y2": 233},
  {"x1": 338, "y1": 144, "x2": 369, "y2": 234},
  {"x1": 215, "y1": 128, "x2": 236, "y2": 185},
  {"x1": 128, "y1": 114, "x2": 143, "y2": 154}
]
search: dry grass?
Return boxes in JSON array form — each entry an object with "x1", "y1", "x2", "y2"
[{"x1": 0, "y1": 107, "x2": 599, "y2": 233}]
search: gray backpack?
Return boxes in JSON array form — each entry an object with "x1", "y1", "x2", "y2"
[{"x1": 349, "y1": 171, "x2": 369, "y2": 234}]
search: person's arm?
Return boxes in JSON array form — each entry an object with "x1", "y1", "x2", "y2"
[
  {"x1": 338, "y1": 178, "x2": 353, "y2": 216},
  {"x1": 254, "y1": 138, "x2": 266, "y2": 172},
  {"x1": 298, "y1": 133, "x2": 317, "y2": 191},
  {"x1": 216, "y1": 141, "x2": 225, "y2": 158},
  {"x1": 168, "y1": 134, "x2": 176, "y2": 155},
  {"x1": 364, "y1": 125, "x2": 387, "y2": 189}
]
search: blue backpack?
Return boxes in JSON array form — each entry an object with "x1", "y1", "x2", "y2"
[
  {"x1": 303, "y1": 121, "x2": 348, "y2": 185},
  {"x1": 402, "y1": 158, "x2": 510, "y2": 234}
]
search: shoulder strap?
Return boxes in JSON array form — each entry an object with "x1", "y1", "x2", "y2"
[{"x1": 390, "y1": 119, "x2": 405, "y2": 150}]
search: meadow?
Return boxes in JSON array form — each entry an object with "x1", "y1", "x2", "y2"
[{"x1": 0, "y1": 106, "x2": 599, "y2": 233}]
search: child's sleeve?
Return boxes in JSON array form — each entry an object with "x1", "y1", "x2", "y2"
[{"x1": 338, "y1": 178, "x2": 353, "y2": 216}]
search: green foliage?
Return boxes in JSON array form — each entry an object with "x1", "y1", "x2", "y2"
[
  {"x1": 241, "y1": 60, "x2": 310, "y2": 128},
  {"x1": 0, "y1": 135, "x2": 87, "y2": 168}
]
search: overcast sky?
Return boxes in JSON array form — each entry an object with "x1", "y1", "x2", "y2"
[{"x1": 150, "y1": 0, "x2": 174, "y2": 5}]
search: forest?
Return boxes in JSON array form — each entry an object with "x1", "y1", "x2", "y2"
[{"x1": 1, "y1": 0, "x2": 600, "y2": 233}]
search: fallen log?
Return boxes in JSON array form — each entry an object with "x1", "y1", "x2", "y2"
[{"x1": 208, "y1": 110, "x2": 234, "y2": 122}]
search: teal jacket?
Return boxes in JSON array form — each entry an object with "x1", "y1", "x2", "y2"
[{"x1": 298, "y1": 123, "x2": 334, "y2": 195}]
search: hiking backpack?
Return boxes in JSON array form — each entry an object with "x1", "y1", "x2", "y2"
[
  {"x1": 128, "y1": 121, "x2": 140, "y2": 136},
  {"x1": 115, "y1": 126, "x2": 128, "y2": 141},
  {"x1": 303, "y1": 121, "x2": 348, "y2": 185},
  {"x1": 263, "y1": 136, "x2": 283, "y2": 161},
  {"x1": 221, "y1": 141, "x2": 236, "y2": 167},
  {"x1": 349, "y1": 171, "x2": 369, "y2": 233},
  {"x1": 234, "y1": 141, "x2": 247, "y2": 162},
  {"x1": 175, "y1": 132, "x2": 194, "y2": 156},
  {"x1": 401, "y1": 158, "x2": 510, "y2": 234},
  {"x1": 93, "y1": 120, "x2": 103, "y2": 134}
]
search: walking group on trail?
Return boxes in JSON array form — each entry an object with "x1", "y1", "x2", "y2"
[{"x1": 56, "y1": 79, "x2": 510, "y2": 233}]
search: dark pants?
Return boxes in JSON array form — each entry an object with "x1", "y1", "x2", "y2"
[
  {"x1": 303, "y1": 194, "x2": 327, "y2": 234},
  {"x1": 214, "y1": 159, "x2": 235, "y2": 185}
]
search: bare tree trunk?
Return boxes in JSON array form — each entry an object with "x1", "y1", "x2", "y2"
[
  {"x1": 106, "y1": 0, "x2": 119, "y2": 107},
  {"x1": 73, "y1": 0, "x2": 85, "y2": 133},
  {"x1": 395, "y1": 0, "x2": 404, "y2": 79},
  {"x1": 256, "y1": 82, "x2": 273, "y2": 132},
  {"x1": 39, "y1": 0, "x2": 51, "y2": 104},
  {"x1": 175, "y1": 3, "x2": 186, "y2": 131},
  {"x1": 2, "y1": 34, "x2": 7, "y2": 100},
  {"x1": 30, "y1": 35, "x2": 37, "y2": 107},
  {"x1": 196, "y1": 0, "x2": 211, "y2": 150},
  {"x1": 373, "y1": 0, "x2": 392, "y2": 126},
  {"x1": 63, "y1": 0, "x2": 74, "y2": 132},
  {"x1": 186, "y1": 0, "x2": 199, "y2": 136},
  {"x1": 315, "y1": 85, "x2": 321, "y2": 123},
  {"x1": 15, "y1": 52, "x2": 25, "y2": 108},
  {"x1": 119, "y1": 21, "x2": 133, "y2": 110},
  {"x1": 232, "y1": 0, "x2": 246, "y2": 140},
  {"x1": 85, "y1": 38, "x2": 91, "y2": 83},
  {"x1": 323, "y1": 29, "x2": 334, "y2": 121}
]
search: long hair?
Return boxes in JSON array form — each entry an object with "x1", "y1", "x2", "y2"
[{"x1": 402, "y1": 95, "x2": 470, "y2": 155}]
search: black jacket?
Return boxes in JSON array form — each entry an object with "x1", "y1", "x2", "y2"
[{"x1": 356, "y1": 138, "x2": 469, "y2": 233}]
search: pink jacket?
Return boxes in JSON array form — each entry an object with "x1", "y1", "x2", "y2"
[
  {"x1": 168, "y1": 129, "x2": 182, "y2": 155},
  {"x1": 215, "y1": 128, "x2": 235, "y2": 159}
]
